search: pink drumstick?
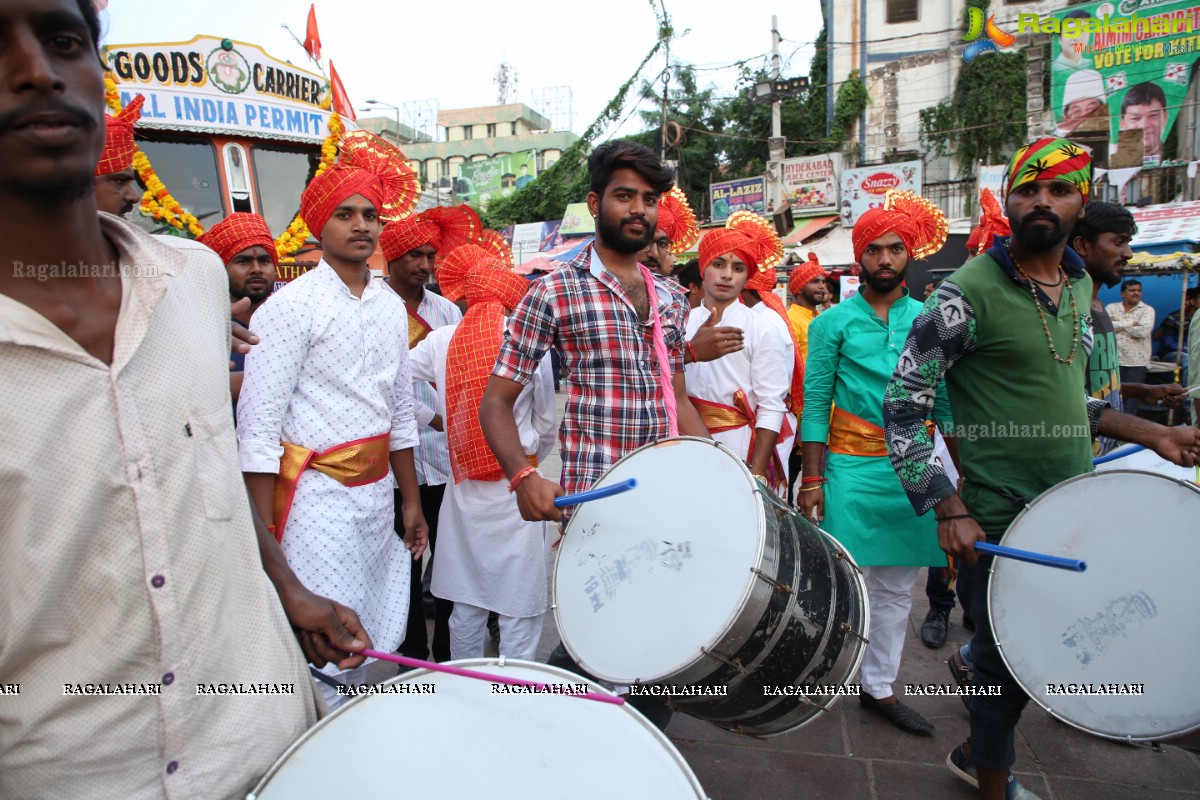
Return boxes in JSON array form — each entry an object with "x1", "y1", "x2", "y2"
[{"x1": 359, "y1": 648, "x2": 626, "y2": 706}]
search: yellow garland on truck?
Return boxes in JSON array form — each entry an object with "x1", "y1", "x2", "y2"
[{"x1": 105, "y1": 74, "x2": 204, "y2": 237}]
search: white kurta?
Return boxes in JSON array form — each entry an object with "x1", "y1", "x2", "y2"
[
  {"x1": 408, "y1": 322, "x2": 557, "y2": 617},
  {"x1": 753, "y1": 302, "x2": 799, "y2": 479},
  {"x1": 685, "y1": 301, "x2": 791, "y2": 462},
  {"x1": 237, "y1": 261, "x2": 419, "y2": 670}
]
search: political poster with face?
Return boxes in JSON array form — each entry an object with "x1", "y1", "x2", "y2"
[{"x1": 1048, "y1": 0, "x2": 1200, "y2": 164}]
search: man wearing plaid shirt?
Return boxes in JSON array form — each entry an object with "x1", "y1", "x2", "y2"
[
  {"x1": 482, "y1": 140, "x2": 708, "y2": 518},
  {"x1": 481, "y1": 142, "x2": 707, "y2": 728}
]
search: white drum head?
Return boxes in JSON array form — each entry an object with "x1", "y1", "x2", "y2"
[
  {"x1": 990, "y1": 470, "x2": 1200, "y2": 741},
  {"x1": 554, "y1": 438, "x2": 764, "y2": 683},
  {"x1": 1095, "y1": 443, "x2": 1200, "y2": 484},
  {"x1": 248, "y1": 659, "x2": 708, "y2": 799}
]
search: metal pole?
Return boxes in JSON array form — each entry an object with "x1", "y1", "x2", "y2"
[
  {"x1": 771, "y1": 15, "x2": 782, "y2": 141},
  {"x1": 825, "y1": 0, "x2": 834, "y2": 138},
  {"x1": 858, "y1": 0, "x2": 867, "y2": 161},
  {"x1": 661, "y1": 39, "x2": 670, "y2": 160}
]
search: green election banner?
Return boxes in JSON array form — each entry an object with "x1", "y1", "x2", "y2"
[
  {"x1": 454, "y1": 150, "x2": 537, "y2": 208},
  {"x1": 1048, "y1": 0, "x2": 1200, "y2": 164}
]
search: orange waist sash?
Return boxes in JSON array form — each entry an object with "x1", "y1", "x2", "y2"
[
  {"x1": 273, "y1": 433, "x2": 391, "y2": 543},
  {"x1": 828, "y1": 407, "x2": 933, "y2": 457}
]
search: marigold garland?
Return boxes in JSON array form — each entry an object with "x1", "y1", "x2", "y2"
[{"x1": 274, "y1": 112, "x2": 343, "y2": 260}]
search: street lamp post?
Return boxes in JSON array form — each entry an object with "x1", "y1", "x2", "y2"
[{"x1": 360, "y1": 99, "x2": 401, "y2": 145}]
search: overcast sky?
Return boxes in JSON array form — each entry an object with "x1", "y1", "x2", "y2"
[{"x1": 102, "y1": 0, "x2": 823, "y2": 139}]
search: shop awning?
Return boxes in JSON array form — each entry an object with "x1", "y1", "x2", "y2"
[
  {"x1": 805, "y1": 226, "x2": 856, "y2": 267},
  {"x1": 782, "y1": 215, "x2": 837, "y2": 247},
  {"x1": 1130, "y1": 201, "x2": 1200, "y2": 254}
]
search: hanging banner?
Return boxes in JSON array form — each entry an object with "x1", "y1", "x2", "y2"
[
  {"x1": 779, "y1": 153, "x2": 842, "y2": 214},
  {"x1": 454, "y1": 150, "x2": 537, "y2": 209},
  {"x1": 839, "y1": 160, "x2": 923, "y2": 227},
  {"x1": 103, "y1": 36, "x2": 334, "y2": 143},
  {"x1": 710, "y1": 177, "x2": 766, "y2": 223},
  {"x1": 1048, "y1": 1, "x2": 1200, "y2": 165}
]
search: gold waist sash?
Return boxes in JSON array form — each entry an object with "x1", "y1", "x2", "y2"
[
  {"x1": 273, "y1": 433, "x2": 391, "y2": 543},
  {"x1": 828, "y1": 407, "x2": 933, "y2": 457},
  {"x1": 690, "y1": 391, "x2": 786, "y2": 490}
]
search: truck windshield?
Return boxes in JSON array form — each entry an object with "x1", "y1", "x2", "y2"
[
  {"x1": 131, "y1": 138, "x2": 224, "y2": 235},
  {"x1": 253, "y1": 145, "x2": 319, "y2": 238}
]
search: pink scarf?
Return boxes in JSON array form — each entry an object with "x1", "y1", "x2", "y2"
[{"x1": 638, "y1": 264, "x2": 679, "y2": 436}]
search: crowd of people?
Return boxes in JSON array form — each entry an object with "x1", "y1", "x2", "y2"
[{"x1": 4, "y1": 2, "x2": 1200, "y2": 799}]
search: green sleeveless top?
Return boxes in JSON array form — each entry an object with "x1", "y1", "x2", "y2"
[{"x1": 945, "y1": 253, "x2": 1095, "y2": 534}]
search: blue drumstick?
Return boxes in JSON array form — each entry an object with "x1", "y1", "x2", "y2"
[
  {"x1": 554, "y1": 478, "x2": 638, "y2": 508},
  {"x1": 1092, "y1": 444, "x2": 1145, "y2": 466},
  {"x1": 975, "y1": 541, "x2": 1086, "y2": 572}
]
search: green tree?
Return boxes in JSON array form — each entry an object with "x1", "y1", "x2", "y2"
[
  {"x1": 919, "y1": 0, "x2": 1026, "y2": 176},
  {"x1": 626, "y1": 65, "x2": 724, "y2": 218}
]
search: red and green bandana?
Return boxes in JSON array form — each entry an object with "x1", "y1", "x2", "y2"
[{"x1": 1004, "y1": 138, "x2": 1092, "y2": 203}]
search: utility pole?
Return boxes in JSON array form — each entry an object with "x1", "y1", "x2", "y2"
[
  {"x1": 660, "y1": 38, "x2": 670, "y2": 160},
  {"x1": 769, "y1": 15, "x2": 784, "y2": 163}
]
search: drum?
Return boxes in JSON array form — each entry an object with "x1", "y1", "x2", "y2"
[
  {"x1": 247, "y1": 659, "x2": 709, "y2": 799},
  {"x1": 553, "y1": 437, "x2": 868, "y2": 738},
  {"x1": 990, "y1": 469, "x2": 1200, "y2": 742},
  {"x1": 1094, "y1": 442, "x2": 1200, "y2": 485}
]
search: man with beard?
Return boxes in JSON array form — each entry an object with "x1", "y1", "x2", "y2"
[
  {"x1": 238, "y1": 137, "x2": 428, "y2": 709},
  {"x1": 799, "y1": 190, "x2": 953, "y2": 737},
  {"x1": 198, "y1": 212, "x2": 277, "y2": 402},
  {"x1": 481, "y1": 140, "x2": 707, "y2": 728},
  {"x1": 1071, "y1": 201, "x2": 1186, "y2": 455},
  {"x1": 379, "y1": 206, "x2": 479, "y2": 663},
  {"x1": 883, "y1": 138, "x2": 1200, "y2": 800},
  {"x1": 0, "y1": 2, "x2": 371, "y2": 795},
  {"x1": 92, "y1": 93, "x2": 143, "y2": 217}
]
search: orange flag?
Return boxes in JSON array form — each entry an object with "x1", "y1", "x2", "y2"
[
  {"x1": 303, "y1": 4, "x2": 322, "y2": 63},
  {"x1": 329, "y1": 61, "x2": 355, "y2": 121}
]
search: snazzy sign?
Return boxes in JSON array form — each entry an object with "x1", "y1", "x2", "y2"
[
  {"x1": 103, "y1": 36, "x2": 334, "y2": 143},
  {"x1": 839, "y1": 160, "x2": 923, "y2": 227}
]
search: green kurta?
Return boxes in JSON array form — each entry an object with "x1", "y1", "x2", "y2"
[{"x1": 802, "y1": 290, "x2": 953, "y2": 566}]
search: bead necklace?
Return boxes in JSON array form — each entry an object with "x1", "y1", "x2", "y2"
[{"x1": 1007, "y1": 243, "x2": 1081, "y2": 366}]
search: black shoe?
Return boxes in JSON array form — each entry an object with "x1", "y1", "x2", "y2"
[
  {"x1": 921, "y1": 607, "x2": 952, "y2": 649},
  {"x1": 860, "y1": 693, "x2": 935, "y2": 736}
]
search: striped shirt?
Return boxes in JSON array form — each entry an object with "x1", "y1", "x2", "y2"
[{"x1": 493, "y1": 245, "x2": 688, "y2": 495}]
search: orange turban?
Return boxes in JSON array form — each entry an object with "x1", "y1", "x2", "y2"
[
  {"x1": 198, "y1": 213, "x2": 277, "y2": 266},
  {"x1": 852, "y1": 190, "x2": 948, "y2": 264},
  {"x1": 299, "y1": 130, "x2": 420, "y2": 240},
  {"x1": 655, "y1": 187, "x2": 699, "y2": 254},
  {"x1": 788, "y1": 252, "x2": 825, "y2": 295},
  {"x1": 380, "y1": 204, "x2": 482, "y2": 262},
  {"x1": 437, "y1": 232, "x2": 513, "y2": 303},
  {"x1": 698, "y1": 211, "x2": 784, "y2": 276},
  {"x1": 966, "y1": 188, "x2": 1010, "y2": 256},
  {"x1": 445, "y1": 263, "x2": 532, "y2": 483},
  {"x1": 94, "y1": 94, "x2": 144, "y2": 176},
  {"x1": 299, "y1": 165, "x2": 383, "y2": 241}
]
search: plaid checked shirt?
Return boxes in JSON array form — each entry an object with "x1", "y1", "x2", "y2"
[{"x1": 493, "y1": 244, "x2": 688, "y2": 495}]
